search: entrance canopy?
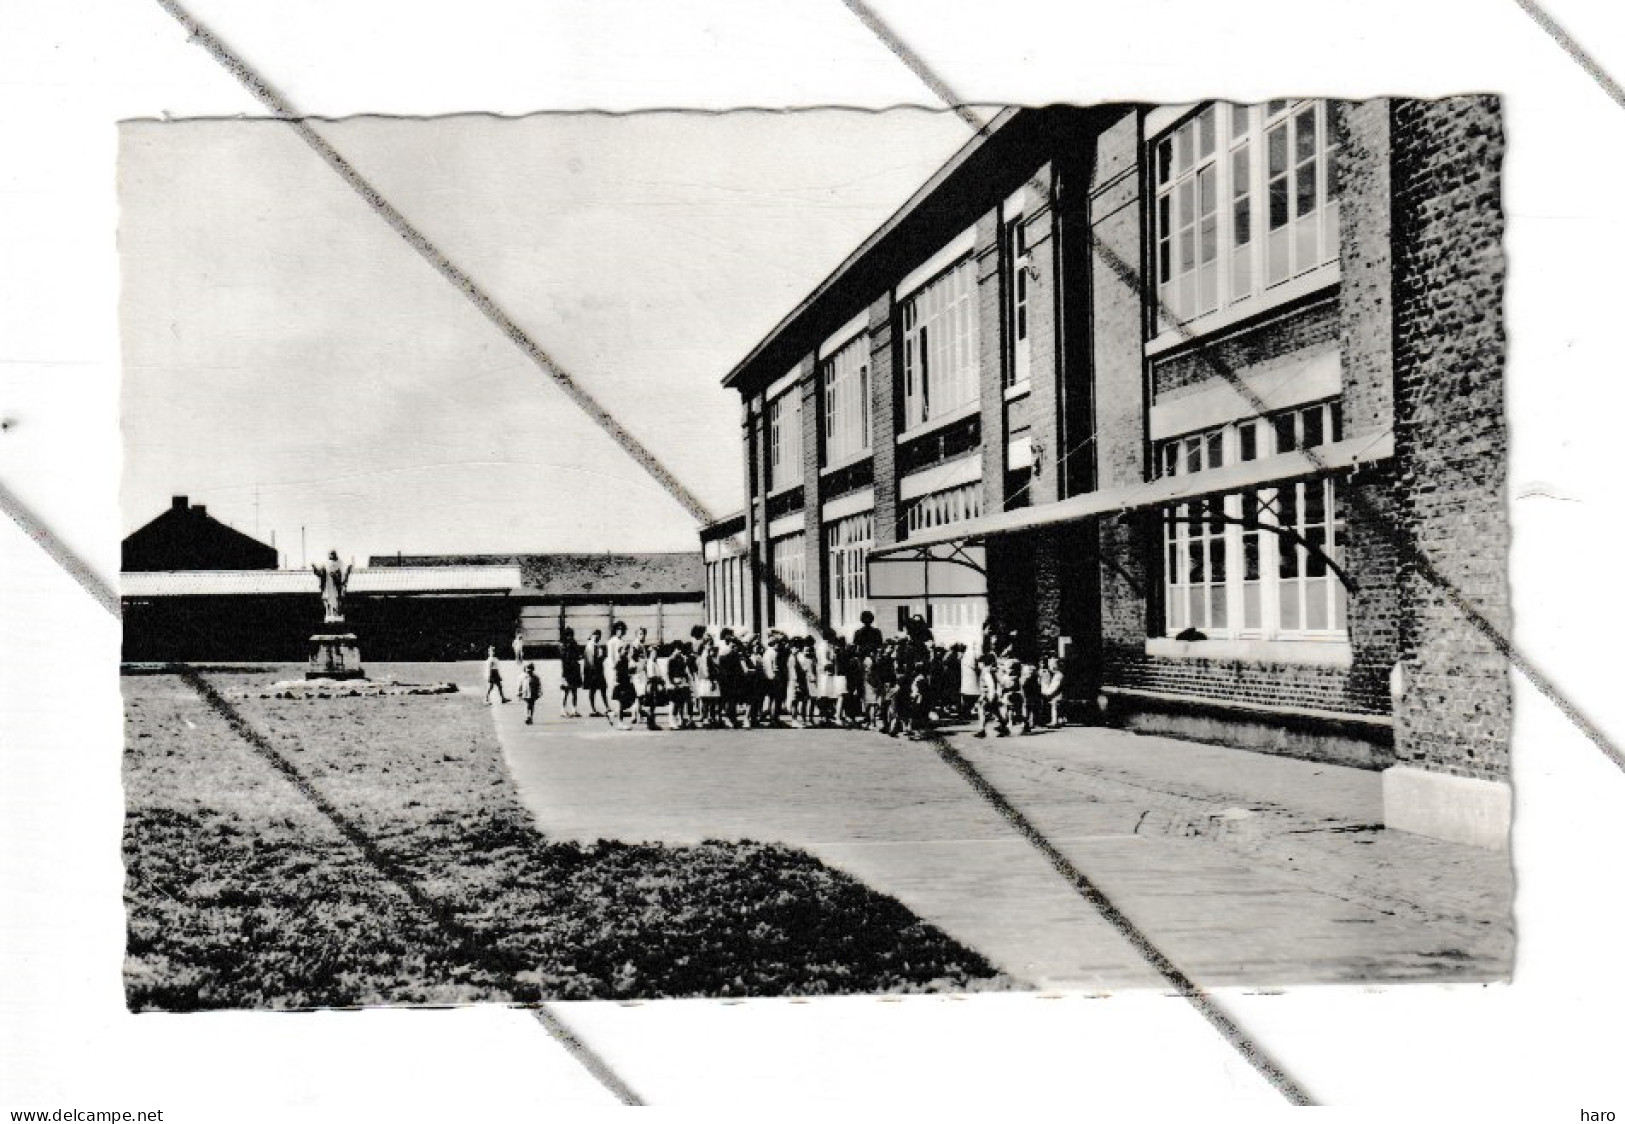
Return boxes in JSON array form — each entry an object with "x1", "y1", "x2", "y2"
[{"x1": 870, "y1": 430, "x2": 1392, "y2": 558}]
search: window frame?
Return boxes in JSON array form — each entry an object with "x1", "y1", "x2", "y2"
[
  {"x1": 826, "y1": 510, "x2": 874, "y2": 633},
  {"x1": 1003, "y1": 215, "x2": 1031, "y2": 391},
  {"x1": 769, "y1": 530, "x2": 808, "y2": 631},
  {"x1": 1150, "y1": 100, "x2": 1341, "y2": 340},
  {"x1": 820, "y1": 331, "x2": 872, "y2": 468},
  {"x1": 766, "y1": 386, "x2": 803, "y2": 491},
  {"x1": 903, "y1": 481, "x2": 986, "y2": 537},
  {"x1": 1157, "y1": 400, "x2": 1349, "y2": 643},
  {"x1": 900, "y1": 255, "x2": 981, "y2": 433}
]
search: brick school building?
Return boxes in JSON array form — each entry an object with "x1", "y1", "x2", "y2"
[{"x1": 701, "y1": 100, "x2": 1509, "y2": 848}]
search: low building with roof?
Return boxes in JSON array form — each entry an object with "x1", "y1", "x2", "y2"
[
  {"x1": 120, "y1": 550, "x2": 703, "y2": 663},
  {"x1": 372, "y1": 553, "x2": 704, "y2": 655},
  {"x1": 120, "y1": 564, "x2": 525, "y2": 663}
]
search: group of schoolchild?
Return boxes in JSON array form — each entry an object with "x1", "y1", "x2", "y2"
[{"x1": 487, "y1": 612, "x2": 1066, "y2": 738}]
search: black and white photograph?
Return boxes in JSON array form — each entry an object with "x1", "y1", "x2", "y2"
[
  {"x1": 116, "y1": 99, "x2": 1515, "y2": 1014},
  {"x1": 7, "y1": 0, "x2": 1625, "y2": 1116}
]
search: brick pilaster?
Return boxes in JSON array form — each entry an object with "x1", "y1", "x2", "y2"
[
  {"x1": 1336, "y1": 99, "x2": 1403, "y2": 716},
  {"x1": 1089, "y1": 109, "x2": 1152, "y2": 668},
  {"x1": 868, "y1": 290, "x2": 900, "y2": 549},
  {"x1": 1023, "y1": 164, "x2": 1062, "y2": 509},
  {"x1": 741, "y1": 393, "x2": 765, "y2": 635},
  {"x1": 975, "y1": 209, "x2": 1007, "y2": 513},
  {"x1": 1389, "y1": 97, "x2": 1510, "y2": 785},
  {"x1": 797, "y1": 352, "x2": 826, "y2": 630}
]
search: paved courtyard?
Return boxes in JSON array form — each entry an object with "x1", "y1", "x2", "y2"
[{"x1": 474, "y1": 661, "x2": 1512, "y2": 991}]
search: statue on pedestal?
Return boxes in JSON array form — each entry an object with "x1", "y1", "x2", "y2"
[{"x1": 307, "y1": 549, "x2": 365, "y2": 681}]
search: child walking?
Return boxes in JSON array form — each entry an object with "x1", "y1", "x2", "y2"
[
  {"x1": 484, "y1": 646, "x2": 508, "y2": 705},
  {"x1": 559, "y1": 627, "x2": 583, "y2": 717},
  {"x1": 582, "y1": 629, "x2": 609, "y2": 717},
  {"x1": 520, "y1": 662, "x2": 542, "y2": 725},
  {"x1": 608, "y1": 640, "x2": 637, "y2": 729},
  {"x1": 1019, "y1": 662, "x2": 1044, "y2": 734},
  {"x1": 1041, "y1": 657, "x2": 1066, "y2": 728},
  {"x1": 973, "y1": 654, "x2": 1008, "y2": 738},
  {"x1": 668, "y1": 642, "x2": 694, "y2": 729}
]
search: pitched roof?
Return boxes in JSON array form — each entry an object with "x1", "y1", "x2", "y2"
[
  {"x1": 122, "y1": 497, "x2": 278, "y2": 571},
  {"x1": 720, "y1": 108, "x2": 1021, "y2": 393}
]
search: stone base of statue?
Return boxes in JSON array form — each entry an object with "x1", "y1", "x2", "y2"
[{"x1": 307, "y1": 632, "x2": 366, "y2": 681}]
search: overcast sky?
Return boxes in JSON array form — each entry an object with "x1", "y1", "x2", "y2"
[{"x1": 118, "y1": 109, "x2": 972, "y2": 565}]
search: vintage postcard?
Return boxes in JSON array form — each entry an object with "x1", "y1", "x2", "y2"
[{"x1": 117, "y1": 102, "x2": 1513, "y2": 1013}]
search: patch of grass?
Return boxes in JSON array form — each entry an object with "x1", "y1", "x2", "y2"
[{"x1": 123, "y1": 675, "x2": 1009, "y2": 1009}]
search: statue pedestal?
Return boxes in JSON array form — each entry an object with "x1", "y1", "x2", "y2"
[{"x1": 307, "y1": 633, "x2": 365, "y2": 681}]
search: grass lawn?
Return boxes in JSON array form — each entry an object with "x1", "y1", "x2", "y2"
[{"x1": 122, "y1": 667, "x2": 1009, "y2": 1009}]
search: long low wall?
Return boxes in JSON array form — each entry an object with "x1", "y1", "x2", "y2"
[
  {"x1": 121, "y1": 592, "x2": 704, "y2": 663},
  {"x1": 121, "y1": 594, "x2": 519, "y2": 663},
  {"x1": 120, "y1": 565, "x2": 524, "y2": 597},
  {"x1": 1103, "y1": 684, "x2": 1395, "y2": 771}
]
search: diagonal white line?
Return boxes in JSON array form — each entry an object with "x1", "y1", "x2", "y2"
[
  {"x1": 0, "y1": 478, "x2": 120, "y2": 617},
  {"x1": 150, "y1": 0, "x2": 713, "y2": 528},
  {"x1": 0, "y1": 476, "x2": 644, "y2": 1106},
  {"x1": 1511, "y1": 0, "x2": 1625, "y2": 111},
  {"x1": 532, "y1": 1006, "x2": 644, "y2": 1106}
]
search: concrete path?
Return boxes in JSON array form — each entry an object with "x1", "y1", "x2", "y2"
[{"x1": 487, "y1": 661, "x2": 1512, "y2": 991}]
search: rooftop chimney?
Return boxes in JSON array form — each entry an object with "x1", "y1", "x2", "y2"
[
  {"x1": 171, "y1": 495, "x2": 188, "y2": 511},
  {"x1": 194, "y1": 505, "x2": 207, "y2": 518}
]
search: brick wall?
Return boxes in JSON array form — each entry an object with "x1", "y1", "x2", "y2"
[
  {"x1": 975, "y1": 183, "x2": 1018, "y2": 644},
  {"x1": 976, "y1": 209, "x2": 1007, "y2": 512},
  {"x1": 1105, "y1": 644, "x2": 1390, "y2": 717},
  {"x1": 1032, "y1": 524, "x2": 1092, "y2": 664},
  {"x1": 1389, "y1": 96, "x2": 1510, "y2": 783},
  {"x1": 1090, "y1": 110, "x2": 1150, "y2": 659},
  {"x1": 1335, "y1": 100, "x2": 1405, "y2": 716},
  {"x1": 797, "y1": 352, "x2": 826, "y2": 626},
  {"x1": 742, "y1": 396, "x2": 764, "y2": 634},
  {"x1": 1341, "y1": 466, "x2": 1404, "y2": 711},
  {"x1": 984, "y1": 536, "x2": 1035, "y2": 658},
  {"x1": 1151, "y1": 298, "x2": 1339, "y2": 400},
  {"x1": 1024, "y1": 165, "x2": 1062, "y2": 509},
  {"x1": 1021, "y1": 164, "x2": 1075, "y2": 664},
  {"x1": 1096, "y1": 101, "x2": 1412, "y2": 742},
  {"x1": 1338, "y1": 101, "x2": 1397, "y2": 442},
  {"x1": 868, "y1": 290, "x2": 900, "y2": 549},
  {"x1": 373, "y1": 553, "x2": 703, "y2": 596}
]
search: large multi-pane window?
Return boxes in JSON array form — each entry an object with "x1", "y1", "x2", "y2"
[
  {"x1": 767, "y1": 388, "x2": 802, "y2": 489},
  {"x1": 901, "y1": 257, "x2": 980, "y2": 430},
  {"x1": 827, "y1": 511, "x2": 873, "y2": 633},
  {"x1": 821, "y1": 332, "x2": 871, "y2": 465},
  {"x1": 704, "y1": 548, "x2": 750, "y2": 630},
  {"x1": 1153, "y1": 100, "x2": 1340, "y2": 329},
  {"x1": 904, "y1": 481, "x2": 985, "y2": 536},
  {"x1": 1269, "y1": 477, "x2": 1345, "y2": 633},
  {"x1": 1159, "y1": 400, "x2": 1347, "y2": 640},
  {"x1": 769, "y1": 532, "x2": 808, "y2": 631}
]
